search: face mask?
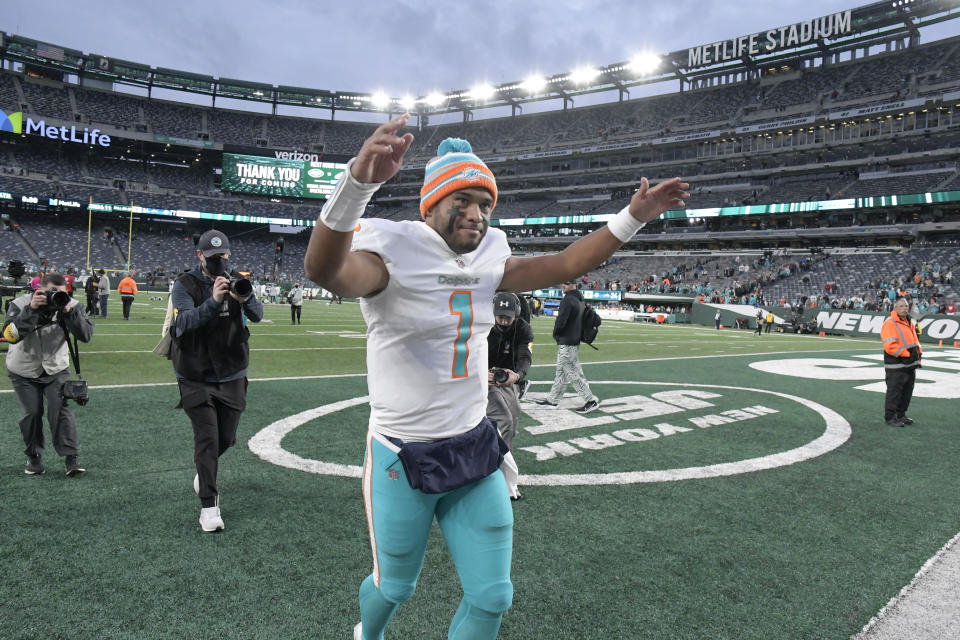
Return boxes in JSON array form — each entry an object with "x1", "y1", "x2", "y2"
[{"x1": 205, "y1": 256, "x2": 228, "y2": 277}]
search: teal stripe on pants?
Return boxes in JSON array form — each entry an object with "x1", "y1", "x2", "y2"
[{"x1": 358, "y1": 436, "x2": 513, "y2": 640}]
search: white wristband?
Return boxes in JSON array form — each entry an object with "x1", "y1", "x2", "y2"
[
  {"x1": 319, "y1": 157, "x2": 383, "y2": 232},
  {"x1": 606, "y1": 205, "x2": 646, "y2": 242}
]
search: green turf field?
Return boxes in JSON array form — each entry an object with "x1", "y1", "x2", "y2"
[{"x1": 1, "y1": 297, "x2": 956, "y2": 640}]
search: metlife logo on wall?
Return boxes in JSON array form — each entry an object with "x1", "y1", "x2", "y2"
[{"x1": 0, "y1": 108, "x2": 111, "y2": 147}]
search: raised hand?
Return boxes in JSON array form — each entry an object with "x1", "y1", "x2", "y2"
[
  {"x1": 628, "y1": 177, "x2": 691, "y2": 223},
  {"x1": 351, "y1": 113, "x2": 415, "y2": 184}
]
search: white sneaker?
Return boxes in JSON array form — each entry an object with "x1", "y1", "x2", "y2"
[
  {"x1": 199, "y1": 506, "x2": 224, "y2": 532},
  {"x1": 193, "y1": 473, "x2": 199, "y2": 495},
  {"x1": 353, "y1": 622, "x2": 362, "y2": 640}
]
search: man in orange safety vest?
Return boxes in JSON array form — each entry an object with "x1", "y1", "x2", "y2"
[{"x1": 880, "y1": 297, "x2": 922, "y2": 427}]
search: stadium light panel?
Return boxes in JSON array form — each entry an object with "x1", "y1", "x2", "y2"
[
  {"x1": 569, "y1": 66, "x2": 600, "y2": 85},
  {"x1": 469, "y1": 83, "x2": 496, "y2": 101},
  {"x1": 521, "y1": 75, "x2": 548, "y2": 94},
  {"x1": 398, "y1": 95, "x2": 415, "y2": 111},
  {"x1": 425, "y1": 92, "x2": 445, "y2": 107},
  {"x1": 628, "y1": 53, "x2": 661, "y2": 76},
  {"x1": 370, "y1": 92, "x2": 390, "y2": 109}
]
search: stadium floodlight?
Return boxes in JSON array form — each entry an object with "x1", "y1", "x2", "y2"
[
  {"x1": 370, "y1": 92, "x2": 390, "y2": 109},
  {"x1": 569, "y1": 66, "x2": 600, "y2": 85},
  {"x1": 398, "y1": 95, "x2": 415, "y2": 112},
  {"x1": 469, "y1": 83, "x2": 496, "y2": 101},
  {"x1": 425, "y1": 92, "x2": 446, "y2": 107},
  {"x1": 521, "y1": 74, "x2": 548, "y2": 94},
  {"x1": 628, "y1": 53, "x2": 662, "y2": 76}
]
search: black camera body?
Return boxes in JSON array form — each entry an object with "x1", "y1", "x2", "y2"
[
  {"x1": 61, "y1": 379, "x2": 89, "y2": 405},
  {"x1": 491, "y1": 368, "x2": 510, "y2": 384},
  {"x1": 229, "y1": 277, "x2": 252, "y2": 298},
  {"x1": 43, "y1": 289, "x2": 72, "y2": 310}
]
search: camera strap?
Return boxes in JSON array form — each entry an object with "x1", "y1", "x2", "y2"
[{"x1": 59, "y1": 321, "x2": 83, "y2": 379}]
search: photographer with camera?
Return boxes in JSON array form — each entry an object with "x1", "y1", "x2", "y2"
[
  {"x1": 3, "y1": 273, "x2": 94, "y2": 476},
  {"x1": 486, "y1": 292, "x2": 534, "y2": 459},
  {"x1": 170, "y1": 229, "x2": 262, "y2": 532}
]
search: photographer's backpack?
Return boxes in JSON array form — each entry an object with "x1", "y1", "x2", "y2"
[{"x1": 580, "y1": 302, "x2": 602, "y2": 349}]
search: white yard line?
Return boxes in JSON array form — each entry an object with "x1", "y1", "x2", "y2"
[{"x1": 853, "y1": 531, "x2": 960, "y2": 640}]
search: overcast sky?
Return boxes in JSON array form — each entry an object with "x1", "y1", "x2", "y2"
[{"x1": 6, "y1": 0, "x2": 957, "y2": 100}]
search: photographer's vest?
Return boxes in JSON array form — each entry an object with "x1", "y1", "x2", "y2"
[
  {"x1": 170, "y1": 272, "x2": 250, "y2": 382},
  {"x1": 4, "y1": 294, "x2": 71, "y2": 377}
]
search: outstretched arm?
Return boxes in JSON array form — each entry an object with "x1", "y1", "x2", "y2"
[
  {"x1": 499, "y1": 177, "x2": 689, "y2": 292},
  {"x1": 304, "y1": 114, "x2": 414, "y2": 298}
]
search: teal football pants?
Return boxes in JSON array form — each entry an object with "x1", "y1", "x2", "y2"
[{"x1": 358, "y1": 432, "x2": 514, "y2": 640}]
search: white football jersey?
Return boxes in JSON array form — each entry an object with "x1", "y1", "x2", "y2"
[{"x1": 352, "y1": 218, "x2": 510, "y2": 442}]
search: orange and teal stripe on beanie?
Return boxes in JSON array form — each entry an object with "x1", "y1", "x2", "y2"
[{"x1": 419, "y1": 138, "x2": 497, "y2": 217}]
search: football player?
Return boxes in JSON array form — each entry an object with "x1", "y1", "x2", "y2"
[{"x1": 304, "y1": 113, "x2": 688, "y2": 640}]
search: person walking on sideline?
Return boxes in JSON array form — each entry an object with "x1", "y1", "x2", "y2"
[
  {"x1": 118, "y1": 273, "x2": 138, "y2": 320},
  {"x1": 535, "y1": 280, "x2": 599, "y2": 414},
  {"x1": 97, "y1": 269, "x2": 110, "y2": 318},
  {"x1": 170, "y1": 230, "x2": 263, "y2": 532},
  {"x1": 287, "y1": 282, "x2": 304, "y2": 325},
  {"x1": 486, "y1": 292, "x2": 534, "y2": 452},
  {"x1": 3, "y1": 273, "x2": 94, "y2": 475}
]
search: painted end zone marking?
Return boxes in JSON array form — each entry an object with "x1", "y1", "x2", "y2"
[{"x1": 248, "y1": 381, "x2": 851, "y2": 487}]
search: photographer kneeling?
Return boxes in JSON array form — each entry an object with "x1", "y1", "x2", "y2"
[
  {"x1": 486, "y1": 292, "x2": 534, "y2": 460},
  {"x1": 3, "y1": 273, "x2": 94, "y2": 476}
]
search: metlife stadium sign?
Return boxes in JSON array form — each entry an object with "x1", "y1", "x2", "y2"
[
  {"x1": 0, "y1": 109, "x2": 111, "y2": 147},
  {"x1": 686, "y1": 10, "x2": 852, "y2": 68}
]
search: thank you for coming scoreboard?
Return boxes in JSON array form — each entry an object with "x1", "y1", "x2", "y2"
[{"x1": 221, "y1": 153, "x2": 347, "y2": 199}]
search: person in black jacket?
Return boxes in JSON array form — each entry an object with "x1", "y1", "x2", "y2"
[
  {"x1": 83, "y1": 272, "x2": 100, "y2": 316},
  {"x1": 486, "y1": 292, "x2": 534, "y2": 454},
  {"x1": 170, "y1": 229, "x2": 263, "y2": 532},
  {"x1": 536, "y1": 281, "x2": 599, "y2": 413}
]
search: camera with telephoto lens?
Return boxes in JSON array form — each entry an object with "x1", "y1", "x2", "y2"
[
  {"x1": 61, "y1": 379, "x2": 89, "y2": 406},
  {"x1": 229, "y1": 277, "x2": 252, "y2": 298},
  {"x1": 491, "y1": 368, "x2": 510, "y2": 384},
  {"x1": 43, "y1": 289, "x2": 72, "y2": 310}
]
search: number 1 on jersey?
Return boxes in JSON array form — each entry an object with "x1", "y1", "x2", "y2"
[{"x1": 449, "y1": 291, "x2": 473, "y2": 378}]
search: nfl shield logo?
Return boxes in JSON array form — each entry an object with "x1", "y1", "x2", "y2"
[{"x1": 388, "y1": 469, "x2": 399, "y2": 481}]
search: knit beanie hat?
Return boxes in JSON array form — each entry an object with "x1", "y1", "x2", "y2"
[{"x1": 419, "y1": 138, "x2": 497, "y2": 218}]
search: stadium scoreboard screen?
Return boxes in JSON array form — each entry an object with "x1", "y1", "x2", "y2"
[{"x1": 220, "y1": 153, "x2": 346, "y2": 199}]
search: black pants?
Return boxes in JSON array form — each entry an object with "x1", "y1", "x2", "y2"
[
  {"x1": 8, "y1": 370, "x2": 79, "y2": 458},
  {"x1": 121, "y1": 295, "x2": 134, "y2": 319},
  {"x1": 884, "y1": 367, "x2": 917, "y2": 421},
  {"x1": 291, "y1": 304, "x2": 301, "y2": 324},
  {"x1": 85, "y1": 294, "x2": 98, "y2": 315},
  {"x1": 178, "y1": 377, "x2": 247, "y2": 507}
]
